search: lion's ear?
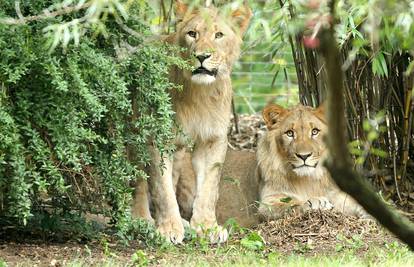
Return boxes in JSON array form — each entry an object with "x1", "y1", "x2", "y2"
[
  {"x1": 314, "y1": 101, "x2": 326, "y2": 123},
  {"x1": 262, "y1": 104, "x2": 286, "y2": 129},
  {"x1": 231, "y1": 2, "x2": 252, "y2": 36},
  {"x1": 316, "y1": 101, "x2": 325, "y2": 113},
  {"x1": 175, "y1": 0, "x2": 189, "y2": 21}
]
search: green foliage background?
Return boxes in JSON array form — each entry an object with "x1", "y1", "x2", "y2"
[{"x1": 0, "y1": 0, "x2": 183, "y2": 236}]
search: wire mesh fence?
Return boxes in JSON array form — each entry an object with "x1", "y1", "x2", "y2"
[
  {"x1": 231, "y1": 13, "x2": 299, "y2": 113},
  {"x1": 232, "y1": 46, "x2": 299, "y2": 113}
]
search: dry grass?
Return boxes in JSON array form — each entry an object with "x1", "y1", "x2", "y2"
[
  {"x1": 228, "y1": 114, "x2": 265, "y2": 151},
  {"x1": 256, "y1": 210, "x2": 389, "y2": 253}
]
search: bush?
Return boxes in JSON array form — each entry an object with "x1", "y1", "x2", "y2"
[{"x1": 0, "y1": 0, "x2": 183, "y2": 236}]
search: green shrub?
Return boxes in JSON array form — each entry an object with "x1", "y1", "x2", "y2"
[{"x1": 0, "y1": 0, "x2": 184, "y2": 239}]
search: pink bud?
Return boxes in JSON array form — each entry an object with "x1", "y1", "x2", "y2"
[{"x1": 303, "y1": 36, "x2": 320, "y2": 49}]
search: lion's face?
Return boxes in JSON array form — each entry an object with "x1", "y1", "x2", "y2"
[
  {"x1": 262, "y1": 104, "x2": 327, "y2": 178},
  {"x1": 172, "y1": 1, "x2": 252, "y2": 85}
]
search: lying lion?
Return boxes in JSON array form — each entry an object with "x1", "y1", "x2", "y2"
[{"x1": 256, "y1": 103, "x2": 367, "y2": 220}]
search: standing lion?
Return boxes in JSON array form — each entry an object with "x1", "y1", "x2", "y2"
[{"x1": 132, "y1": 0, "x2": 252, "y2": 244}]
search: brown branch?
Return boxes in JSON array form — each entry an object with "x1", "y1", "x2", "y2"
[
  {"x1": 320, "y1": 0, "x2": 414, "y2": 250},
  {"x1": 401, "y1": 73, "x2": 414, "y2": 181},
  {"x1": 231, "y1": 98, "x2": 240, "y2": 134},
  {"x1": 278, "y1": 0, "x2": 307, "y2": 101}
]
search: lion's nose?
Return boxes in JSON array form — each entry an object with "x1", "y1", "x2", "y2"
[
  {"x1": 296, "y1": 153, "x2": 312, "y2": 162},
  {"x1": 196, "y1": 53, "x2": 211, "y2": 63}
]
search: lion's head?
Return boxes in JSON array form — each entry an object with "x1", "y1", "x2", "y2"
[
  {"x1": 261, "y1": 103, "x2": 327, "y2": 178},
  {"x1": 170, "y1": 0, "x2": 252, "y2": 85}
]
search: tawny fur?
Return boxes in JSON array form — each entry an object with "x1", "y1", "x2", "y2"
[
  {"x1": 257, "y1": 104, "x2": 367, "y2": 220},
  {"x1": 176, "y1": 150, "x2": 260, "y2": 228},
  {"x1": 132, "y1": 1, "x2": 252, "y2": 244}
]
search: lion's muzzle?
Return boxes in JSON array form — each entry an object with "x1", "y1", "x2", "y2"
[
  {"x1": 192, "y1": 66, "x2": 218, "y2": 77},
  {"x1": 190, "y1": 51, "x2": 220, "y2": 84}
]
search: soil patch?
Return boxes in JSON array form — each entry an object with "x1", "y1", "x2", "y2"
[{"x1": 0, "y1": 238, "x2": 141, "y2": 267}]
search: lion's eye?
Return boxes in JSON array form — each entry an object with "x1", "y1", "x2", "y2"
[
  {"x1": 285, "y1": 130, "x2": 294, "y2": 138},
  {"x1": 187, "y1": 31, "x2": 197, "y2": 38},
  {"x1": 311, "y1": 128, "x2": 320, "y2": 136},
  {"x1": 215, "y1": 32, "x2": 224, "y2": 39}
]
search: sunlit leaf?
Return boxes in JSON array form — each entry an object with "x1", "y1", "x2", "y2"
[{"x1": 280, "y1": 197, "x2": 292, "y2": 203}]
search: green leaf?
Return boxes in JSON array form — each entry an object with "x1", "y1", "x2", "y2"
[
  {"x1": 356, "y1": 156, "x2": 366, "y2": 165},
  {"x1": 371, "y1": 148, "x2": 387, "y2": 158},
  {"x1": 280, "y1": 197, "x2": 292, "y2": 203},
  {"x1": 223, "y1": 176, "x2": 241, "y2": 186},
  {"x1": 363, "y1": 120, "x2": 371, "y2": 131},
  {"x1": 349, "y1": 148, "x2": 363, "y2": 156},
  {"x1": 348, "y1": 140, "x2": 362, "y2": 148},
  {"x1": 372, "y1": 52, "x2": 388, "y2": 77},
  {"x1": 367, "y1": 131, "x2": 379, "y2": 142},
  {"x1": 240, "y1": 232, "x2": 265, "y2": 251}
]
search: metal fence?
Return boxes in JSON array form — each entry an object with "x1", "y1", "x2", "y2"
[{"x1": 231, "y1": 42, "x2": 299, "y2": 114}]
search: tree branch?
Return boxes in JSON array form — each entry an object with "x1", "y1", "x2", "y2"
[
  {"x1": 320, "y1": 0, "x2": 414, "y2": 250},
  {"x1": 0, "y1": 2, "x2": 91, "y2": 25}
]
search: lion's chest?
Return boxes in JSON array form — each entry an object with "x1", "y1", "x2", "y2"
[
  {"x1": 174, "y1": 100, "x2": 231, "y2": 143},
  {"x1": 290, "y1": 175, "x2": 333, "y2": 199},
  {"x1": 172, "y1": 85, "x2": 232, "y2": 144},
  {"x1": 170, "y1": 76, "x2": 233, "y2": 144}
]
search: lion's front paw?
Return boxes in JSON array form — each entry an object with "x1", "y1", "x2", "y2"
[
  {"x1": 305, "y1": 197, "x2": 334, "y2": 211},
  {"x1": 207, "y1": 225, "x2": 228, "y2": 244},
  {"x1": 181, "y1": 218, "x2": 190, "y2": 228},
  {"x1": 157, "y1": 217, "x2": 185, "y2": 244},
  {"x1": 190, "y1": 221, "x2": 228, "y2": 244}
]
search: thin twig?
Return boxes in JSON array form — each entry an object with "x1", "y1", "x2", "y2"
[
  {"x1": 393, "y1": 151, "x2": 402, "y2": 202},
  {"x1": 293, "y1": 233, "x2": 318, "y2": 237},
  {"x1": 232, "y1": 98, "x2": 240, "y2": 134}
]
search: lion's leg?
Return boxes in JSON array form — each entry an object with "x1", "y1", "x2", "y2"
[
  {"x1": 258, "y1": 191, "x2": 335, "y2": 220},
  {"x1": 172, "y1": 148, "x2": 194, "y2": 224},
  {"x1": 258, "y1": 191, "x2": 305, "y2": 220},
  {"x1": 147, "y1": 145, "x2": 184, "y2": 244},
  {"x1": 131, "y1": 178, "x2": 154, "y2": 224},
  {"x1": 172, "y1": 147, "x2": 186, "y2": 191},
  {"x1": 328, "y1": 190, "x2": 369, "y2": 218},
  {"x1": 175, "y1": 151, "x2": 196, "y2": 221},
  {"x1": 190, "y1": 138, "x2": 228, "y2": 243}
]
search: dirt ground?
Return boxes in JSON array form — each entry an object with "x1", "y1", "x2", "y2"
[
  {"x1": 0, "y1": 210, "x2": 400, "y2": 266},
  {"x1": 0, "y1": 211, "x2": 402, "y2": 266},
  {"x1": 0, "y1": 241, "x2": 111, "y2": 267}
]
